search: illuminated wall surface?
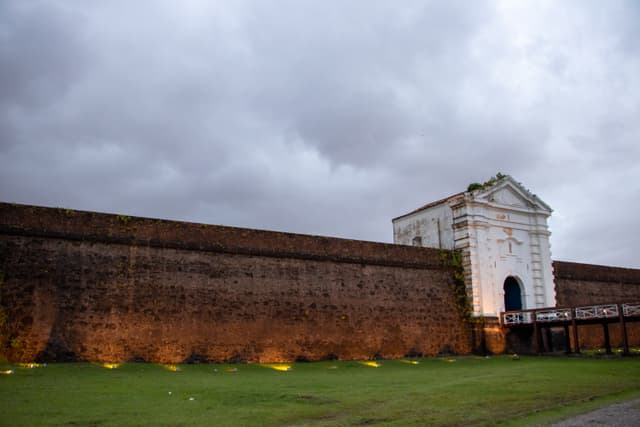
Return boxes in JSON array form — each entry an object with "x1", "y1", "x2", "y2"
[
  {"x1": 1, "y1": 203, "x2": 639, "y2": 363},
  {"x1": 0, "y1": 203, "x2": 470, "y2": 363}
]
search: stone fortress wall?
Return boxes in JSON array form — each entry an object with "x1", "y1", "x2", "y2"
[
  {"x1": 0, "y1": 203, "x2": 471, "y2": 363},
  {"x1": 1, "y1": 202, "x2": 639, "y2": 363},
  {"x1": 552, "y1": 261, "x2": 640, "y2": 349}
]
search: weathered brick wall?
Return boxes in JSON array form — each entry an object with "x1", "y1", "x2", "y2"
[
  {"x1": 554, "y1": 261, "x2": 640, "y2": 349},
  {"x1": 0, "y1": 203, "x2": 471, "y2": 363},
  {"x1": 554, "y1": 261, "x2": 640, "y2": 306}
]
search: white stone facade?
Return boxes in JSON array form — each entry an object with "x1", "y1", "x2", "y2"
[{"x1": 393, "y1": 176, "x2": 555, "y2": 317}]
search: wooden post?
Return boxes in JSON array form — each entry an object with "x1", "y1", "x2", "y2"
[
  {"x1": 619, "y1": 304, "x2": 629, "y2": 356},
  {"x1": 602, "y1": 322, "x2": 612, "y2": 355},
  {"x1": 533, "y1": 311, "x2": 541, "y2": 354},
  {"x1": 563, "y1": 325, "x2": 571, "y2": 354},
  {"x1": 571, "y1": 310, "x2": 580, "y2": 354},
  {"x1": 545, "y1": 327, "x2": 553, "y2": 352}
]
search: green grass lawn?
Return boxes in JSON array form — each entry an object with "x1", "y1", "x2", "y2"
[{"x1": 1, "y1": 356, "x2": 639, "y2": 426}]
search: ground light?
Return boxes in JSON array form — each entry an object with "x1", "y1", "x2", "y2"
[
  {"x1": 359, "y1": 361, "x2": 381, "y2": 368},
  {"x1": 262, "y1": 364, "x2": 292, "y2": 371},
  {"x1": 102, "y1": 363, "x2": 120, "y2": 369},
  {"x1": 163, "y1": 364, "x2": 181, "y2": 372},
  {"x1": 18, "y1": 363, "x2": 45, "y2": 369}
]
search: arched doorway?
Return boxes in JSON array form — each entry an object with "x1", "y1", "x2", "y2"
[{"x1": 503, "y1": 276, "x2": 522, "y2": 311}]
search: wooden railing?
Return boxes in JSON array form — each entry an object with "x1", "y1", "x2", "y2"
[
  {"x1": 502, "y1": 302, "x2": 640, "y2": 325},
  {"x1": 501, "y1": 302, "x2": 640, "y2": 355}
]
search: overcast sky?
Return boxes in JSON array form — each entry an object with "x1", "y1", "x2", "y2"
[{"x1": 1, "y1": 0, "x2": 639, "y2": 268}]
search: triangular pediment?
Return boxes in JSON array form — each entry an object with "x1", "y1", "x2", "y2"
[
  {"x1": 484, "y1": 186, "x2": 529, "y2": 207},
  {"x1": 475, "y1": 176, "x2": 552, "y2": 213}
]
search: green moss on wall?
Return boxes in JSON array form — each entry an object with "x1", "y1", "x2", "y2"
[{"x1": 440, "y1": 250, "x2": 473, "y2": 321}]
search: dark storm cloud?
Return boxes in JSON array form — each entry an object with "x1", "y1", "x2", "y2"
[
  {"x1": 244, "y1": 1, "x2": 493, "y2": 167},
  {"x1": 1, "y1": 0, "x2": 639, "y2": 267}
]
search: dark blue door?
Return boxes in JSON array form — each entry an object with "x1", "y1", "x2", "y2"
[{"x1": 504, "y1": 277, "x2": 522, "y2": 311}]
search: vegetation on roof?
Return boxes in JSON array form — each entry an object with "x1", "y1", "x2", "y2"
[{"x1": 467, "y1": 173, "x2": 506, "y2": 192}]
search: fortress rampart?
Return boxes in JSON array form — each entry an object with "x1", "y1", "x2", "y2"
[
  {"x1": 1, "y1": 202, "x2": 639, "y2": 363},
  {"x1": 0, "y1": 203, "x2": 471, "y2": 363},
  {"x1": 552, "y1": 261, "x2": 640, "y2": 350},
  {"x1": 554, "y1": 261, "x2": 640, "y2": 305}
]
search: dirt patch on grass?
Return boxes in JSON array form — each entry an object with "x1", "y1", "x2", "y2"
[
  {"x1": 550, "y1": 398, "x2": 640, "y2": 427},
  {"x1": 354, "y1": 417, "x2": 392, "y2": 425}
]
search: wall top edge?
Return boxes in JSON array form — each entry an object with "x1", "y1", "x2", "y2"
[
  {"x1": 553, "y1": 260, "x2": 640, "y2": 283},
  {"x1": 0, "y1": 202, "x2": 449, "y2": 269}
]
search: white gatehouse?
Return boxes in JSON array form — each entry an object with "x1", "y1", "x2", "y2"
[{"x1": 393, "y1": 175, "x2": 555, "y2": 317}]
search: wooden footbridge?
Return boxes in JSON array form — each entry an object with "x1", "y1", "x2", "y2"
[{"x1": 501, "y1": 302, "x2": 640, "y2": 355}]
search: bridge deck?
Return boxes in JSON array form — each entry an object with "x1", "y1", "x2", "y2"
[{"x1": 500, "y1": 302, "x2": 640, "y2": 354}]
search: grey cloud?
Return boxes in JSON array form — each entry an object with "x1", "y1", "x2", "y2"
[
  {"x1": 243, "y1": 0, "x2": 494, "y2": 167},
  {"x1": 0, "y1": 2, "x2": 87, "y2": 110},
  {"x1": 0, "y1": 0, "x2": 639, "y2": 268}
]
